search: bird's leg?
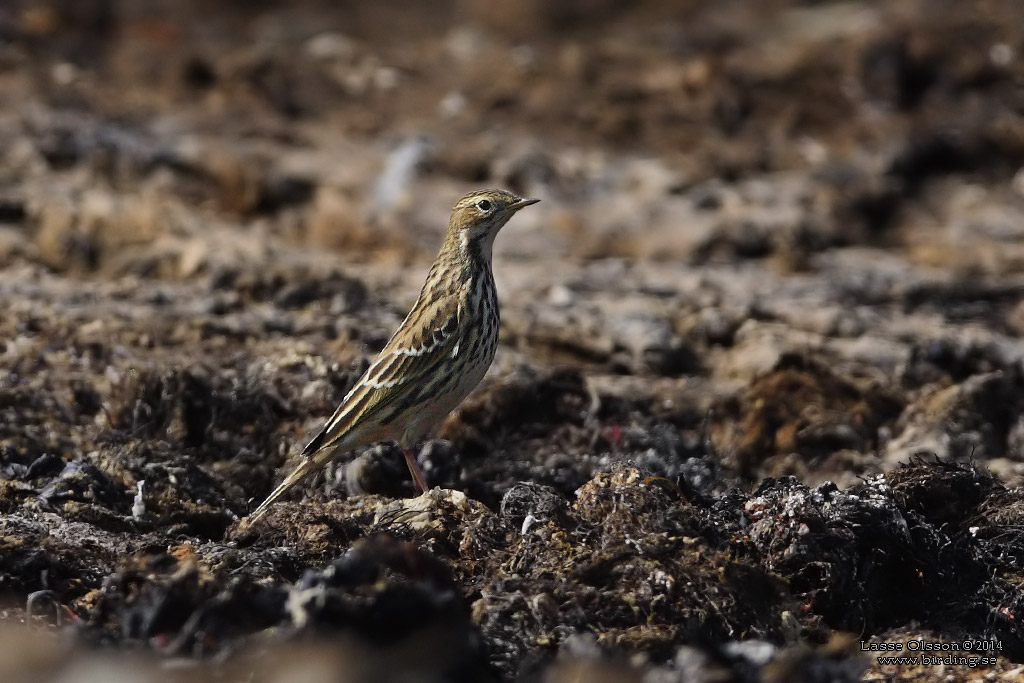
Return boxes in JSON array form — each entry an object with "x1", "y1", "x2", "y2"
[{"x1": 402, "y1": 447, "x2": 430, "y2": 494}]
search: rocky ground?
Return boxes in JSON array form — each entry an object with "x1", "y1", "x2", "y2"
[{"x1": 2, "y1": 0, "x2": 1024, "y2": 681}]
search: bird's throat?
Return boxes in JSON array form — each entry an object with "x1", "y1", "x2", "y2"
[{"x1": 458, "y1": 229, "x2": 495, "y2": 267}]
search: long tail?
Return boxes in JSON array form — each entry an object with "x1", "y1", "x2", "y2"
[{"x1": 242, "y1": 448, "x2": 338, "y2": 527}]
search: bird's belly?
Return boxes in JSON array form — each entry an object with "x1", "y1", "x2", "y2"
[{"x1": 399, "y1": 345, "x2": 494, "y2": 445}]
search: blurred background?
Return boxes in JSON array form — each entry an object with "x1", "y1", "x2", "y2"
[{"x1": 2, "y1": 0, "x2": 1021, "y2": 279}]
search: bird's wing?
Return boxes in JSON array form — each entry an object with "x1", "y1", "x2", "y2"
[
  {"x1": 301, "y1": 293, "x2": 462, "y2": 455},
  {"x1": 244, "y1": 297, "x2": 463, "y2": 526}
]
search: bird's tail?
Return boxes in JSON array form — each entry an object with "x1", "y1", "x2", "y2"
[{"x1": 242, "y1": 449, "x2": 337, "y2": 527}]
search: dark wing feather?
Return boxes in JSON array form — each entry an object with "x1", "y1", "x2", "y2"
[{"x1": 301, "y1": 290, "x2": 462, "y2": 455}]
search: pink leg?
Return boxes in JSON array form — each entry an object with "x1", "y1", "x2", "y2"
[{"x1": 402, "y1": 448, "x2": 430, "y2": 494}]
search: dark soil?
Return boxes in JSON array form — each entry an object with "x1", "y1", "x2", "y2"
[{"x1": 2, "y1": 1, "x2": 1024, "y2": 681}]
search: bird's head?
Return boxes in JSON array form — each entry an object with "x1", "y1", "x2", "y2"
[{"x1": 447, "y1": 189, "x2": 539, "y2": 258}]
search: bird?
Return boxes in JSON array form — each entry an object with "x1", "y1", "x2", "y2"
[{"x1": 244, "y1": 189, "x2": 539, "y2": 526}]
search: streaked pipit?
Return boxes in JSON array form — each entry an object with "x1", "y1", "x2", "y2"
[{"x1": 244, "y1": 189, "x2": 539, "y2": 525}]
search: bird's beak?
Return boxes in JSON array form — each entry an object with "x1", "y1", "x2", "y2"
[{"x1": 510, "y1": 197, "x2": 540, "y2": 211}]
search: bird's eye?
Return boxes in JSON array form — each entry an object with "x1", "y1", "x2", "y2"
[{"x1": 476, "y1": 199, "x2": 492, "y2": 212}]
